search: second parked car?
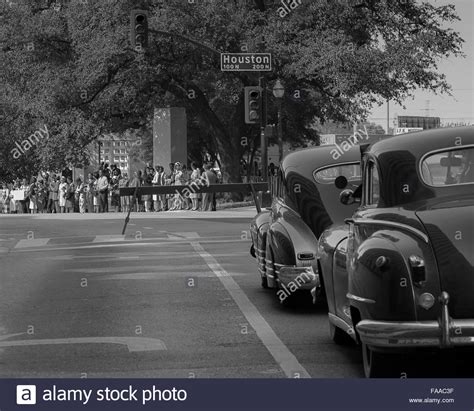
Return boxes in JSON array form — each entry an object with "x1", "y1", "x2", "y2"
[{"x1": 250, "y1": 144, "x2": 362, "y2": 304}]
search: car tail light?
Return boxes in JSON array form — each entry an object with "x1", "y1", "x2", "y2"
[
  {"x1": 409, "y1": 255, "x2": 426, "y2": 285},
  {"x1": 297, "y1": 252, "x2": 314, "y2": 260}
]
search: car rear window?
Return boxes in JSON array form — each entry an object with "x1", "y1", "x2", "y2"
[
  {"x1": 313, "y1": 163, "x2": 361, "y2": 184},
  {"x1": 421, "y1": 146, "x2": 474, "y2": 186}
]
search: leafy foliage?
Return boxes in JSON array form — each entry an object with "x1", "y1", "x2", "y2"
[{"x1": 0, "y1": 0, "x2": 465, "y2": 181}]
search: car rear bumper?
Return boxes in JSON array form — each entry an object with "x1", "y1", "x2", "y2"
[
  {"x1": 278, "y1": 266, "x2": 319, "y2": 291},
  {"x1": 356, "y1": 292, "x2": 474, "y2": 348}
]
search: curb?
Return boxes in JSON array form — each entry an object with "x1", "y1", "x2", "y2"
[{"x1": 217, "y1": 201, "x2": 255, "y2": 210}]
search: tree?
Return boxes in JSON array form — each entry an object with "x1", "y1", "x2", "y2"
[
  {"x1": 0, "y1": 0, "x2": 465, "y2": 183},
  {"x1": 362, "y1": 122, "x2": 386, "y2": 135}
]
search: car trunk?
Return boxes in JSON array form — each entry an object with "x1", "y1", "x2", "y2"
[{"x1": 416, "y1": 200, "x2": 474, "y2": 319}]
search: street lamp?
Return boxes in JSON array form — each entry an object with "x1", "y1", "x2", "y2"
[{"x1": 272, "y1": 79, "x2": 285, "y2": 163}]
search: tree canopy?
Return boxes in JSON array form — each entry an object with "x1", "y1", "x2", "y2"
[{"x1": 0, "y1": 0, "x2": 465, "y2": 181}]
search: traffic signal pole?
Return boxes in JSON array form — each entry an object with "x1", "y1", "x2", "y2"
[{"x1": 259, "y1": 75, "x2": 267, "y2": 181}]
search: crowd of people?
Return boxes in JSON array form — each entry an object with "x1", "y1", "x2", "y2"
[{"x1": 0, "y1": 161, "x2": 222, "y2": 214}]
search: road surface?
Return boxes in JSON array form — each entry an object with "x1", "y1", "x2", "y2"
[{"x1": 0, "y1": 210, "x2": 470, "y2": 378}]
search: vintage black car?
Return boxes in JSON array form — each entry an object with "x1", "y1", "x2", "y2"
[
  {"x1": 317, "y1": 126, "x2": 474, "y2": 377},
  {"x1": 250, "y1": 144, "x2": 362, "y2": 304}
]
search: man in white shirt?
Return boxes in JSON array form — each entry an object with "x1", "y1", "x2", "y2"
[{"x1": 97, "y1": 169, "x2": 109, "y2": 213}]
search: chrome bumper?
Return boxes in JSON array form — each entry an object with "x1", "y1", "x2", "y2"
[
  {"x1": 278, "y1": 266, "x2": 319, "y2": 291},
  {"x1": 356, "y1": 292, "x2": 474, "y2": 348}
]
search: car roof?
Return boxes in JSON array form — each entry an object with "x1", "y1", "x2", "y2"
[
  {"x1": 281, "y1": 144, "x2": 361, "y2": 178},
  {"x1": 366, "y1": 126, "x2": 474, "y2": 207},
  {"x1": 368, "y1": 126, "x2": 474, "y2": 158}
]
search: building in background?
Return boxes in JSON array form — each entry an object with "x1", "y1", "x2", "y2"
[
  {"x1": 396, "y1": 115, "x2": 440, "y2": 130},
  {"x1": 98, "y1": 134, "x2": 139, "y2": 175},
  {"x1": 83, "y1": 133, "x2": 141, "y2": 178}
]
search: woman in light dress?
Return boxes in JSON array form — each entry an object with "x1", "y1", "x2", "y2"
[
  {"x1": 75, "y1": 177, "x2": 86, "y2": 213},
  {"x1": 58, "y1": 176, "x2": 68, "y2": 213},
  {"x1": 92, "y1": 173, "x2": 100, "y2": 213},
  {"x1": 28, "y1": 177, "x2": 38, "y2": 214},
  {"x1": 170, "y1": 162, "x2": 184, "y2": 211},
  {"x1": 190, "y1": 162, "x2": 201, "y2": 211}
]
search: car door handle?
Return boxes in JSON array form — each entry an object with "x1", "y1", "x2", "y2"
[{"x1": 345, "y1": 218, "x2": 355, "y2": 224}]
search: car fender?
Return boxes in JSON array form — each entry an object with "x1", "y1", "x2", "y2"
[
  {"x1": 250, "y1": 210, "x2": 272, "y2": 276},
  {"x1": 318, "y1": 225, "x2": 349, "y2": 314},
  {"x1": 268, "y1": 207, "x2": 319, "y2": 276},
  {"x1": 348, "y1": 229, "x2": 441, "y2": 324}
]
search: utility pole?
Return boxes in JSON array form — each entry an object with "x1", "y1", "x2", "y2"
[
  {"x1": 272, "y1": 79, "x2": 285, "y2": 164},
  {"x1": 425, "y1": 99, "x2": 432, "y2": 116},
  {"x1": 386, "y1": 99, "x2": 390, "y2": 135},
  {"x1": 259, "y1": 75, "x2": 267, "y2": 181}
]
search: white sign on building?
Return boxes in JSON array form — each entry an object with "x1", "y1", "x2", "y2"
[
  {"x1": 395, "y1": 127, "x2": 423, "y2": 135},
  {"x1": 320, "y1": 134, "x2": 336, "y2": 145}
]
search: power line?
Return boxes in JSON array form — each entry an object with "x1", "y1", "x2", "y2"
[{"x1": 368, "y1": 117, "x2": 474, "y2": 120}]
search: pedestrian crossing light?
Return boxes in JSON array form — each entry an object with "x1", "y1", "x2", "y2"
[
  {"x1": 130, "y1": 9, "x2": 148, "y2": 52},
  {"x1": 244, "y1": 86, "x2": 262, "y2": 125}
]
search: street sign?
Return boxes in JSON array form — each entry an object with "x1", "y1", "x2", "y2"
[{"x1": 221, "y1": 53, "x2": 272, "y2": 72}]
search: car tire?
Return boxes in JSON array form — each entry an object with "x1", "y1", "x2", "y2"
[
  {"x1": 250, "y1": 244, "x2": 256, "y2": 258},
  {"x1": 329, "y1": 320, "x2": 351, "y2": 345},
  {"x1": 362, "y1": 343, "x2": 391, "y2": 378}
]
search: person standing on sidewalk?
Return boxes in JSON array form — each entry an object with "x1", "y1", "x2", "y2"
[
  {"x1": 36, "y1": 179, "x2": 46, "y2": 214},
  {"x1": 190, "y1": 162, "x2": 201, "y2": 211},
  {"x1": 119, "y1": 172, "x2": 130, "y2": 213},
  {"x1": 211, "y1": 165, "x2": 221, "y2": 211},
  {"x1": 170, "y1": 162, "x2": 184, "y2": 211},
  {"x1": 75, "y1": 177, "x2": 86, "y2": 214},
  {"x1": 109, "y1": 169, "x2": 121, "y2": 213},
  {"x1": 58, "y1": 176, "x2": 68, "y2": 213},
  {"x1": 27, "y1": 177, "x2": 38, "y2": 214},
  {"x1": 142, "y1": 173, "x2": 153, "y2": 212},
  {"x1": 19, "y1": 178, "x2": 28, "y2": 214},
  {"x1": 158, "y1": 166, "x2": 167, "y2": 211},
  {"x1": 97, "y1": 169, "x2": 109, "y2": 213},
  {"x1": 128, "y1": 171, "x2": 142, "y2": 212},
  {"x1": 165, "y1": 163, "x2": 175, "y2": 211},
  {"x1": 65, "y1": 177, "x2": 75, "y2": 213},
  {"x1": 48, "y1": 175, "x2": 59, "y2": 213},
  {"x1": 152, "y1": 166, "x2": 161, "y2": 212},
  {"x1": 201, "y1": 164, "x2": 217, "y2": 211}
]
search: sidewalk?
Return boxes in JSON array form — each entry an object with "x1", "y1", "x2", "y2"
[{"x1": 0, "y1": 206, "x2": 258, "y2": 220}]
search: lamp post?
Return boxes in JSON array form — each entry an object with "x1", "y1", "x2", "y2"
[{"x1": 272, "y1": 79, "x2": 285, "y2": 164}]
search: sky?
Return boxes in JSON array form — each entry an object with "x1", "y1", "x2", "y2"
[{"x1": 369, "y1": 0, "x2": 474, "y2": 130}]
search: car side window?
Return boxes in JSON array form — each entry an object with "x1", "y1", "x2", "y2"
[
  {"x1": 365, "y1": 160, "x2": 380, "y2": 206},
  {"x1": 270, "y1": 174, "x2": 278, "y2": 198},
  {"x1": 278, "y1": 169, "x2": 286, "y2": 199}
]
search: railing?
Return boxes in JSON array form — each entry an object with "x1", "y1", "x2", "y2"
[{"x1": 119, "y1": 182, "x2": 268, "y2": 234}]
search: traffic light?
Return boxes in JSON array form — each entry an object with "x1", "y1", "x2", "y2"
[
  {"x1": 244, "y1": 86, "x2": 262, "y2": 125},
  {"x1": 130, "y1": 9, "x2": 148, "y2": 52}
]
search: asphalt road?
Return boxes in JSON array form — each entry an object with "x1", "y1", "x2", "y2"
[{"x1": 0, "y1": 210, "x2": 471, "y2": 378}]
